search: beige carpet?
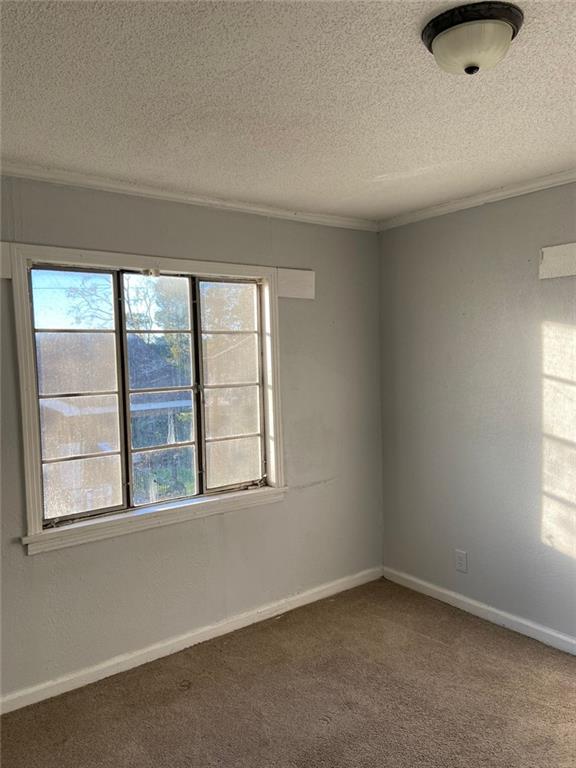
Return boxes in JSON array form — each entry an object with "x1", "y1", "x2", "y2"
[{"x1": 2, "y1": 579, "x2": 575, "y2": 767}]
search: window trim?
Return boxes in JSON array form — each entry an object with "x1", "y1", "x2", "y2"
[{"x1": 12, "y1": 243, "x2": 286, "y2": 554}]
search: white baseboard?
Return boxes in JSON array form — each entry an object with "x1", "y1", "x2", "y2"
[
  {"x1": 382, "y1": 566, "x2": 576, "y2": 656},
  {"x1": 0, "y1": 565, "x2": 384, "y2": 714}
]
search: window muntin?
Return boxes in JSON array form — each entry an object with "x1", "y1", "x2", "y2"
[
  {"x1": 123, "y1": 274, "x2": 191, "y2": 331},
  {"x1": 36, "y1": 332, "x2": 119, "y2": 395},
  {"x1": 29, "y1": 267, "x2": 266, "y2": 525},
  {"x1": 39, "y1": 394, "x2": 121, "y2": 460},
  {"x1": 131, "y1": 445, "x2": 196, "y2": 507},
  {"x1": 198, "y1": 280, "x2": 265, "y2": 490},
  {"x1": 42, "y1": 455, "x2": 124, "y2": 520},
  {"x1": 122, "y1": 272, "x2": 198, "y2": 506},
  {"x1": 31, "y1": 267, "x2": 126, "y2": 521},
  {"x1": 129, "y1": 391, "x2": 195, "y2": 450},
  {"x1": 30, "y1": 269, "x2": 116, "y2": 330}
]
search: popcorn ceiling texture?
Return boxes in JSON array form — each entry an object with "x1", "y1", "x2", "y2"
[{"x1": 1, "y1": 1, "x2": 575, "y2": 221}]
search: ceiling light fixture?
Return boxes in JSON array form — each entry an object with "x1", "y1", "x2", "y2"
[{"x1": 422, "y1": 2, "x2": 524, "y2": 75}]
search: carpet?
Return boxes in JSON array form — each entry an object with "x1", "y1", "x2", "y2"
[{"x1": 2, "y1": 578, "x2": 575, "y2": 767}]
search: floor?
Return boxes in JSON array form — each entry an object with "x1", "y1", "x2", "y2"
[{"x1": 2, "y1": 579, "x2": 575, "y2": 768}]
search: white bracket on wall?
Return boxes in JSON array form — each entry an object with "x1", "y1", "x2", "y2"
[
  {"x1": 540, "y1": 242, "x2": 576, "y2": 279},
  {"x1": 277, "y1": 267, "x2": 315, "y2": 299},
  {"x1": 0, "y1": 242, "x2": 13, "y2": 279}
]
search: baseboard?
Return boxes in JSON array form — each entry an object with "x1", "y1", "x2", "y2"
[
  {"x1": 382, "y1": 566, "x2": 576, "y2": 656},
  {"x1": 0, "y1": 565, "x2": 384, "y2": 714}
]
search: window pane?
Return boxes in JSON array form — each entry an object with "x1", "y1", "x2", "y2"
[
  {"x1": 206, "y1": 436, "x2": 261, "y2": 489},
  {"x1": 127, "y1": 333, "x2": 192, "y2": 390},
  {"x1": 40, "y1": 395, "x2": 120, "y2": 460},
  {"x1": 130, "y1": 391, "x2": 194, "y2": 449},
  {"x1": 43, "y1": 455, "x2": 122, "y2": 519},
  {"x1": 31, "y1": 269, "x2": 115, "y2": 330},
  {"x1": 132, "y1": 446, "x2": 196, "y2": 505},
  {"x1": 202, "y1": 333, "x2": 259, "y2": 385},
  {"x1": 200, "y1": 281, "x2": 258, "y2": 331},
  {"x1": 123, "y1": 274, "x2": 191, "y2": 330},
  {"x1": 205, "y1": 386, "x2": 260, "y2": 439},
  {"x1": 36, "y1": 332, "x2": 117, "y2": 395}
]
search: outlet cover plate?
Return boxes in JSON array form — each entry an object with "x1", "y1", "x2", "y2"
[{"x1": 455, "y1": 549, "x2": 469, "y2": 573}]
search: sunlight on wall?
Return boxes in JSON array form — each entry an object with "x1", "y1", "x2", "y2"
[
  {"x1": 543, "y1": 437, "x2": 576, "y2": 502},
  {"x1": 542, "y1": 495, "x2": 576, "y2": 559},
  {"x1": 542, "y1": 321, "x2": 576, "y2": 558},
  {"x1": 543, "y1": 379, "x2": 576, "y2": 443},
  {"x1": 543, "y1": 322, "x2": 576, "y2": 380}
]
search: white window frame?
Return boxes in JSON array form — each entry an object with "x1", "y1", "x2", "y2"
[{"x1": 11, "y1": 243, "x2": 286, "y2": 554}]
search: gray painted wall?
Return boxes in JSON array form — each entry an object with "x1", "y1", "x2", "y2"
[
  {"x1": 0, "y1": 177, "x2": 383, "y2": 696},
  {"x1": 2, "y1": 176, "x2": 574, "y2": 700},
  {"x1": 381, "y1": 183, "x2": 576, "y2": 638}
]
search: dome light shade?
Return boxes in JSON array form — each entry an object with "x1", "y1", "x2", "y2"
[
  {"x1": 432, "y1": 20, "x2": 513, "y2": 74},
  {"x1": 422, "y1": 2, "x2": 524, "y2": 76}
]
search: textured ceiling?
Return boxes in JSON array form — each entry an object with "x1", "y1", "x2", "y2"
[{"x1": 1, "y1": 1, "x2": 575, "y2": 224}]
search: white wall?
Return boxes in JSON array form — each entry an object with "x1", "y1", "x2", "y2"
[
  {"x1": 380, "y1": 183, "x2": 576, "y2": 638},
  {"x1": 0, "y1": 177, "x2": 383, "y2": 697}
]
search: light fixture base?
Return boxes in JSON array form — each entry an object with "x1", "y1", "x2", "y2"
[{"x1": 422, "y1": 2, "x2": 524, "y2": 53}]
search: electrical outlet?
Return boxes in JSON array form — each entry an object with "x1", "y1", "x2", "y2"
[{"x1": 455, "y1": 549, "x2": 468, "y2": 573}]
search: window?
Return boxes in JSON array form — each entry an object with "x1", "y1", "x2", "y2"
[
  {"x1": 12, "y1": 245, "x2": 284, "y2": 553},
  {"x1": 33, "y1": 269, "x2": 266, "y2": 519}
]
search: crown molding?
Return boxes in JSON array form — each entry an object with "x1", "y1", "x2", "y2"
[
  {"x1": 3, "y1": 163, "x2": 574, "y2": 235},
  {"x1": 378, "y1": 168, "x2": 576, "y2": 231},
  {"x1": 0, "y1": 163, "x2": 379, "y2": 233}
]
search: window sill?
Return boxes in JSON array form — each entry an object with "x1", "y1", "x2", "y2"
[{"x1": 22, "y1": 486, "x2": 287, "y2": 555}]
